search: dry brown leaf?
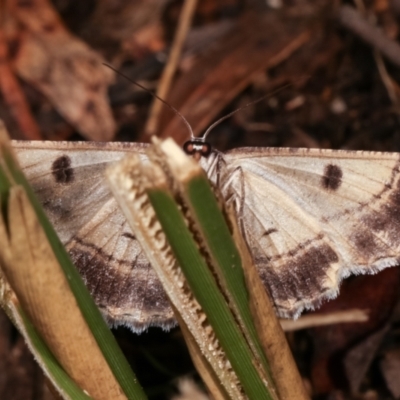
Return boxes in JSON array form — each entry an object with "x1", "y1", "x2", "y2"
[
  {"x1": 0, "y1": 186, "x2": 126, "y2": 400},
  {"x1": 8, "y1": 0, "x2": 116, "y2": 141}
]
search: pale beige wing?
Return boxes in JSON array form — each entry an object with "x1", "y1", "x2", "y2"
[
  {"x1": 13, "y1": 141, "x2": 174, "y2": 331},
  {"x1": 219, "y1": 147, "x2": 400, "y2": 318},
  {"x1": 15, "y1": 141, "x2": 399, "y2": 328}
]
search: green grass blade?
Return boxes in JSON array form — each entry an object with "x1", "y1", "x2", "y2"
[
  {"x1": 147, "y1": 187, "x2": 276, "y2": 400},
  {"x1": 106, "y1": 156, "x2": 245, "y2": 399},
  {"x1": 185, "y1": 175, "x2": 272, "y2": 367}
]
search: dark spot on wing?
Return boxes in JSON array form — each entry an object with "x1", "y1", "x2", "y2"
[
  {"x1": 322, "y1": 164, "x2": 342, "y2": 191},
  {"x1": 263, "y1": 228, "x2": 278, "y2": 237},
  {"x1": 52, "y1": 155, "x2": 74, "y2": 184},
  {"x1": 122, "y1": 232, "x2": 136, "y2": 240}
]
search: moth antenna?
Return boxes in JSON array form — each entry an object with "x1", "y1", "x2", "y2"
[
  {"x1": 103, "y1": 63, "x2": 195, "y2": 139},
  {"x1": 201, "y1": 82, "x2": 298, "y2": 141}
]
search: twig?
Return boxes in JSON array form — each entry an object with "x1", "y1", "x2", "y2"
[
  {"x1": 142, "y1": 0, "x2": 198, "y2": 140},
  {"x1": 0, "y1": 28, "x2": 42, "y2": 139},
  {"x1": 374, "y1": 48, "x2": 400, "y2": 107},
  {"x1": 280, "y1": 309, "x2": 369, "y2": 332},
  {"x1": 338, "y1": 5, "x2": 400, "y2": 67},
  {"x1": 352, "y1": 0, "x2": 400, "y2": 112}
]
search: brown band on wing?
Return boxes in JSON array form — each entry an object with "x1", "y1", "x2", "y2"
[
  {"x1": 256, "y1": 238, "x2": 339, "y2": 318},
  {"x1": 357, "y1": 169, "x2": 400, "y2": 256},
  {"x1": 67, "y1": 237, "x2": 175, "y2": 329},
  {"x1": 349, "y1": 229, "x2": 386, "y2": 259},
  {"x1": 262, "y1": 233, "x2": 324, "y2": 263},
  {"x1": 330, "y1": 159, "x2": 400, "y2": 221}
]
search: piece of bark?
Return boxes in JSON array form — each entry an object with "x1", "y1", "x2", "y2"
[{"x1": 338, "y1": 5, "x2": 400, "y2": 67}]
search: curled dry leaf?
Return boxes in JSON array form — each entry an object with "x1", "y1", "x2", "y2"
[{"x1": 8, "y1": 0, "x2": 116, "y2": 140}]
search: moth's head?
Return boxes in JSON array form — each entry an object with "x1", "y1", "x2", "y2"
[
  {"x1": 183, "y1": 138, "x2": 212, "y2": 161},
  {"x1": 102, "y1": 63, "x2": 288, "y2": 161}
]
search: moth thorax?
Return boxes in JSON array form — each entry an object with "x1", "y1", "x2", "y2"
[{"x1": 183, "y1": 139, "x2": 212, "y2": 160}]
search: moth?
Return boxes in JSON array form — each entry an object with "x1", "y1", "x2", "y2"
[{"x1": 12, "y1": 138, "x2": 400, "y2": 332}]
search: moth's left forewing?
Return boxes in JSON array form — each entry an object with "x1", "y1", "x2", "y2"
[
  {"x1": 12, "y1": 141, "x2": 174, "y2": 331},
  {"x1": 218, "y1": 147, "x2": 400, "y2": 317},
  {"x1": 13, "y1": 141, "x2": 148, "y2": 243}
]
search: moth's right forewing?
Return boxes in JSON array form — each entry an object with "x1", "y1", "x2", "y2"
[{"x1": 220, "y1": 147, "x2": 400, "y2": 318}]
